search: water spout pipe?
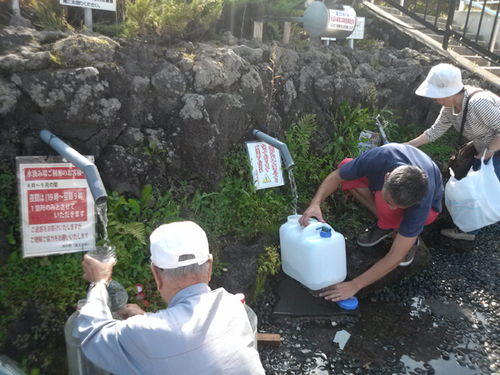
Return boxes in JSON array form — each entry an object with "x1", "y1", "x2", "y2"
[
  {"x1": 252, "y1": 130, "x2": 295, "y2": 170},
  {"x1": 40, "y1": 130, "x2": 108, "y2": 206}
]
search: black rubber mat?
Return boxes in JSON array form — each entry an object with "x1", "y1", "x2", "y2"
[{"x1": 272, "y1": 276, "x2": 359, "y2": 317}]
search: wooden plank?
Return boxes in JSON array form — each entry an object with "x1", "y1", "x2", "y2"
[
  {"x1": 283, "y1": 21, "x2": 291, "y2": 44},
  {"x1": 257, "y1": 333, "x2": 281, "y2": 346},
  {"x1": 253, "y1": 21, "x2": 264, "y2": 41}
]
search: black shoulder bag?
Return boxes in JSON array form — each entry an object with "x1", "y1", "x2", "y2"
[{"x1": 448, "y1": 90, "x2": 483, "y2": 180}]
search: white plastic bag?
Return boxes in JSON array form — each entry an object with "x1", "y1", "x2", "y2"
[{"x1": 445, "y1": 152, "x2": 500, "y2": 232}]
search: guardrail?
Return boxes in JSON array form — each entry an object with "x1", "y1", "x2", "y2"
[{"x1": 374, "y1": 0, "x2": 500, "y2": 65}]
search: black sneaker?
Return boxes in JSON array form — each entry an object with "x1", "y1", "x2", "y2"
[
  {"x1": 399, "y1": 237, "x2": 422, "y2": 267},
  {"x1": 357, "y1": 226, "x2": 393, "y2": 247}
]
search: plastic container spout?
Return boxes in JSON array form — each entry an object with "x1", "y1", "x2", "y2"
[
  {"x1": 40, "y1": 130, "x2": 108, "y2": 207},
  {"x1": 252, "y1": 129, "x2": 295, "y2": 171}
]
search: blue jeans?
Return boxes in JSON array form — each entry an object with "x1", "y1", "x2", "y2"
[{"x1": 466, "y1": 153, "x2": 500, "y2": 234}]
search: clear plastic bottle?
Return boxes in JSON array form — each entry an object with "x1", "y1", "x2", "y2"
[
  {"x1": 64, "y1": 300, "x2": 110, "y2": 375},
  {"x1": 108, "y1": 280, "x2": 128, "y2": 320},
  {"x1": 235, "y1": 293, "x2": 258, "y2": 349}
]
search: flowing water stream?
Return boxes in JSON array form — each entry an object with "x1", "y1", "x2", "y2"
[
  {"x1": 96, "y1": 202, "x2": 109, "y2": 244},
  {"x1": 288, "y1": 168, "x2": 298, "y2": 215}
]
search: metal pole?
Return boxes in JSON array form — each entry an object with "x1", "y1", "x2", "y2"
[
  {"x1": 12, "y1": 0, "x2": 20, "y2": 16},
  {"x1": 84, "y1": 8, "x2": 92, "y2": 29}
]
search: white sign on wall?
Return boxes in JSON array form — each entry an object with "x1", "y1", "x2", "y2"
[
  {"x1": 60, "y1": 0, "x2": 116, "y2": 12},
  {"x1": 16, "y1": 156, "x2": 97, "y2": 258},
  {"x1": 245, "y1": 141, "x2": 285, "y2": 190}
]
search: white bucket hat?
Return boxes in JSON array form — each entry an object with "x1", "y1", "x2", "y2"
[
  {"x1": 150, "y1": 221, "x2": 210, "y2": 269},
  {"x1": 415, "y1": 64, "x2": 464, "y2": 99}
]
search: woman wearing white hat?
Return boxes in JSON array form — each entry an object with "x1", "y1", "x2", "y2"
[{"x1": 407, "y1": 63, "x2": 500, "y2": 241}]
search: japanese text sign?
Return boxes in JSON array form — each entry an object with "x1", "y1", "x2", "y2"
[
  {"x1": 60, "y1": 0, "x2": 116, "y2": 12},
  {"x1": 17, "y1": 156, "x2": 97, "y2": 257},
  {"x1": 246, "y1": 141, "x2": 285, "y2": 190}
]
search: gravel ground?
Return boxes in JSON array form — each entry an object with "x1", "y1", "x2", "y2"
[{"x1": 254, "y1": 222, "x2": 500, "y2": 375}]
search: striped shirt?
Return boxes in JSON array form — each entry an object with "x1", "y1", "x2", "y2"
[{"x1": 425, "y1": 85, "x2": 500, "y2": 153}]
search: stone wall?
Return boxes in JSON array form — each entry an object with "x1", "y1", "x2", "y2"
[{"x1": 0, "y1": 24, "x2": 496, "y2": 197}]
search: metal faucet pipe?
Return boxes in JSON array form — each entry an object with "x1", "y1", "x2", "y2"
[
  {"x1": 252, "y1": 129, "x2": 295, "y2": 170},
  {"x1": 40, "y1": 130, "x2": 108, "y2": 207}
]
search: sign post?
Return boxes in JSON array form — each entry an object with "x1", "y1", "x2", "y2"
[
  {"x1": 59, "y1": 0, "x2": 117, "y2": 30},
  {"x1": 16, "y1": 156, "x2": 97, "y2": 258}
]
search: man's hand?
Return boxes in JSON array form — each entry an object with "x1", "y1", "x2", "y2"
[
  {"x1": 82, "y1": 254, "x2": 114, "y2": 283},
  {"x1": 319, "y1": 280, "x2": 359, "y2": 302},
  {"x1": 298, "y1": 204, "x2": 325, "y2": 226},
  {"x1": 117, "y1": 304, "x2": 146, "y2": 320}
]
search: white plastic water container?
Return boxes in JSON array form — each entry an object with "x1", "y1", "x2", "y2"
[
  {"x1": 279, "y1": 214, "x2": 347, "y2": 290},
  {"x1": 65, "y1": 300, "x2": 110, "y2": 375},
  {"x1": 235, "y1": 293, "x2": 258, "y2": 349}
]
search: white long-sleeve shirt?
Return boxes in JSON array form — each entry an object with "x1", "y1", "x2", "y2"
[
  {"x1": 425, "y1": 85, "x2": 500, "y2": 153},
  {"x1": 78, "y1": 283, "x2": 264, "y2": 375}
]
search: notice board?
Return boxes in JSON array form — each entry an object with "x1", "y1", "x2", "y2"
[
  {"x1": 16, "y1": 156, "x2": 97, "y2": 258},
  {"x1": 245, "y1": 141, "x2": 285, "y2": 190}
]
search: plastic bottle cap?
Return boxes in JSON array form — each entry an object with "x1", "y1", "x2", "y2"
[
  {"x1": 317, "y1": 226, "x2": 332, "y2": 238},
  {"x1": 337, "y1": 297, "x2": 358, "y2": 310},
  {"x1": 135, "y1": 284, "x2": 143, "y2": 293}
]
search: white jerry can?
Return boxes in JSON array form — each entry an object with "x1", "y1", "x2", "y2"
[{"x1": 279, "y1": 214, "x2": 347, "y2": 290}]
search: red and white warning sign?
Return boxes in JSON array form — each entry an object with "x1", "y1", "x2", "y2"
[
  {"x1": 328, "y1": 8, "x2": 356, "y2": 32},
  {"x1": 245, "y1": 141, "x2": 284, "y2": 190},
  {"x1": 17, "y1": 156, "x2": 97, "y2": 257}
]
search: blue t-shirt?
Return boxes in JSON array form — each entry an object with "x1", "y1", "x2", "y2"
[{"x1": 339, "y1": 144, "x2": 443, "y2": 237}]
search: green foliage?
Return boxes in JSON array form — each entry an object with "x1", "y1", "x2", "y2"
[
  {"x1": 420, "y1": 130, "x2": 457, "y2": 163},
  {"x1": 144, "y1": 142, "x2": 166, "y2": 165},
  {"x1": 190, "y1": 146, "x2": 291, "y2": 237},
  {"x1": 125, "y1": 0, "x2": 225, "y2": 39},
  {"x1": 253, "y1": 245, "x2": 281, "y2": 298},
  {"x1": 329, "y1": 102, "x2": 373, "y2": 165},
  {"x1": 27, "y1": 0, "x2": 73, "y2": 30}
]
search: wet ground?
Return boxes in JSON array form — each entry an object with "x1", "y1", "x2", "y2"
[{"x1": 254, "y1": 222, "x2": 500, "y2": 374}]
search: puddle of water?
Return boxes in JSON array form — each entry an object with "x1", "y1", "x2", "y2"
[
  {"x1": 410, "y1": 296, "x2": 431, "y2": 318},
  {"x1": 401, "y1": 354, "x2": 478, "y2": 375}
]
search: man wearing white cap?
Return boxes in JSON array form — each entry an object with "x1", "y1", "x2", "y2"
[
  {"x1": 78, "y1": 221, "x2": 265, "y2": 375},
  {"x1": 407, "y1": 63, "x2": 500, "y2": 240}
]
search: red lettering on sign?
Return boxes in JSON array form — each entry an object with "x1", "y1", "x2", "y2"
[
  {"x1": 25, "y1": 166, "x2": 85, "y2": 181},
  {"x1": 28, "y1": 188, "x2": 87, "y2": 225}
]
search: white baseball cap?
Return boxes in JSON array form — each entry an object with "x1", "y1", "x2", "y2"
[
  {"x1": 415, "y1": 64, "x2": 464, "y2": 99},
  {"x1": 150, "y1": 221, "x2": 210, "y2": 269}
]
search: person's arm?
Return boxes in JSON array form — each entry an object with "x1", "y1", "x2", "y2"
[
  {"x1": 319, "y1": 233, "x2": 416, "y2": 300},
  {"x1": 476, "y1": 134, "x2": 500, "y2": 160},
  {"x1": 298, "y1": 169, "x2": 344, "y2": 226},
  {"x1": 406, "y1": 132, "x2": 430, "y2": 148}
]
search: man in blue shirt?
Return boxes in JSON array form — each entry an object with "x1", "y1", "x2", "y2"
[
  {"x1": 299, "y1": 144, "x2": 443, "y2": 302},
  {"x1": 78, "y1": 221, "x2": 264, "y2": 375}
]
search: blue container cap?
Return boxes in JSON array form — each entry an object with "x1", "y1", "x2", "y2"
[
  {"x1": 317, "y1": 226, "x2": 332, "y2": 238},
  {"x1": 337, "y1": 297, "x2": 358, "y2": 310}
]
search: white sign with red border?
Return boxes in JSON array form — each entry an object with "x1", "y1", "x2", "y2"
[
  {"x1": 246, "y1": 141, "x2": 284, "y2": 190},
  {"x1": 17, "y1": 156, "x2": 97, "y2": 258}
]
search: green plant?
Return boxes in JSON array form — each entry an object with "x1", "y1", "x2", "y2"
[
  {"x1": 329, "y1": 102, "x2": 373, "y2": 165},
  {"x1": 125, "y1": 0, "x2": 226, "y2": 39},
  {"x1": 27, "y1": 0, "x2": 73, "y2": 30},
  {"x1": 254, "y1": 245, "x2": 281, "y2": 298},
  {"x1": 144, "y1": 142, "x2": 166, "y2": 165}
]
